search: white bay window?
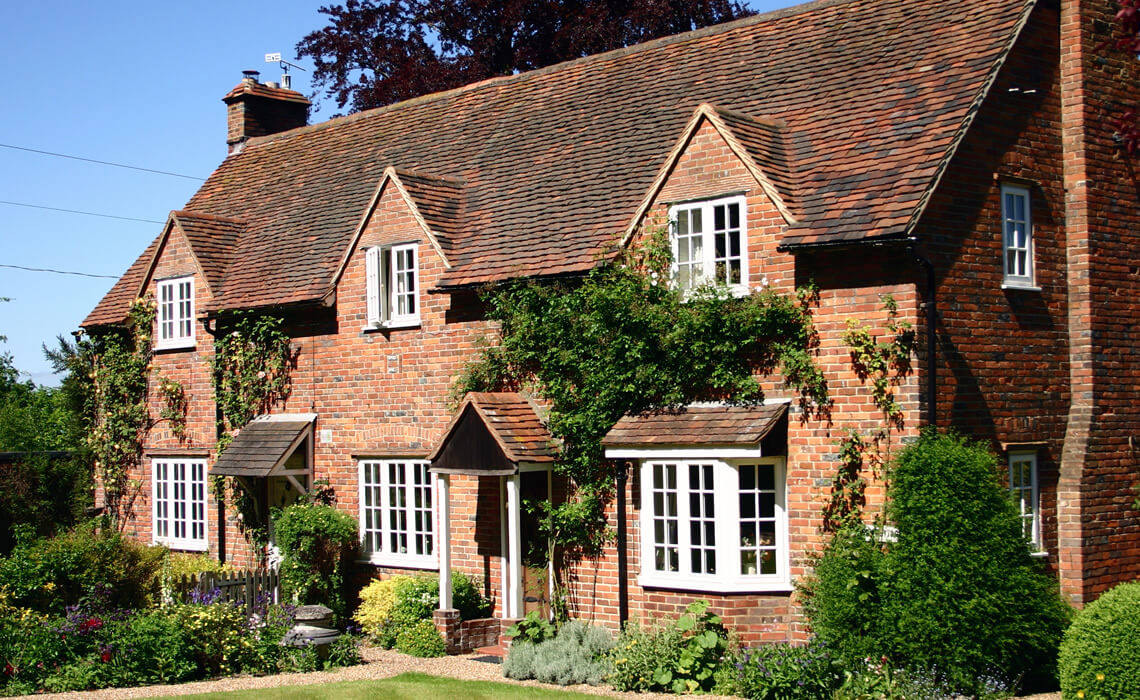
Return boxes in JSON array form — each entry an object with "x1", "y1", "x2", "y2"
[
  {"x1": 639, "y1": 457, "x2": 788, "y2": 592},
  {"x1": 359, "y1": 459, "x2": 436, "y2": 568}
]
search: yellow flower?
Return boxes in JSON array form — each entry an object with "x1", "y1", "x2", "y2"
[
  {"x1": 1096, "y1": 673, "x2": 1105, "y2": 682},
  {"x1": 1078, "y1": 691, "x2": 1086, "y2": 698}
]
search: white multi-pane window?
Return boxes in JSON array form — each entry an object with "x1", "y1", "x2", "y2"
[
  {"x1": 1009, "y1": 451, "x2": 1042, "y2": 550},
  {"x1": 152, "y1": 458, "x2": 207, "y2": 551},
  {"x1": 1001, "y1": 184, "x2": 1034, "y2": 288},
  {"x1": 156, "y1": 276, "x2": 195, "y2": 349},
  {"x1": 358, "y1": 459, "x2": 436, "y2": 568},
  {"x1": 365, "y1": 243, "x2": 420, "y2": 329},
  {"x1": 640, "y1": 458, "x2": 787, "y2": 591},
  {"x1": 669, "y1": 195, "x2": 748, "y2": 293}
]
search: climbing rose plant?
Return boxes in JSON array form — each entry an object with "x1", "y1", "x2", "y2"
[
  {"x1": 453, "y1": 228, "x2": 829, "y2": 567},
  {"x1": 81, "y1": 296, "x2": 156, "y2": 526}
]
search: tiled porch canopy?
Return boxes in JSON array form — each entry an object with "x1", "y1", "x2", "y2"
[
  {"x1": 209, "y1": 413, "x2": 315, "y2": 479},
  {"x1": 428, "y1": 392, "x2": 557, "y2": 475},
  {"x1": 601, "y1": 402, "x2": 788, "y2": 455}
]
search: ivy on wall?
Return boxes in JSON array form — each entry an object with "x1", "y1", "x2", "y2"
[
  {"x1": 454, "y1": 229, "x2": 830, "y2": 584},
  {"x1": 157, "y1": 376, "x2": 188, "y2": 441},
  {"x1": 80, "y1": 296, "x2": 156, "y2": 526},
  {"x1": 823, "y1": 296, "x2": 915, "y2": 532},
  {"x1": 208, "y1": 312, "x2": 295, "y2": 550}
]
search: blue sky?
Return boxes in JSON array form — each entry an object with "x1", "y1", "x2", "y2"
[{"x1": 0, "y1": 0, "x2": 793, "y2": 386}]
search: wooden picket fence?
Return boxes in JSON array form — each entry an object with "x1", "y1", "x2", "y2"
[{"x1": 167, "y1": 568, "x2": 280, "y2": 611}]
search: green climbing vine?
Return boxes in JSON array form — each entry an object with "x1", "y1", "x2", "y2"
[
  {"x1": 81, "y1": 296, "x2": 156, "y2": 527},
  {"x1": 208, "y1": 311, "x2": 295, "y2": 550},
  {"x1": 156, "y1": 376, "x2": 188, "y2": 441},
  {"x1": 823, "y1": 295, "x2": 916, "y2": 532},
  {"x1": 453, "y1": 227, "x2": 830, "y2": 605}
]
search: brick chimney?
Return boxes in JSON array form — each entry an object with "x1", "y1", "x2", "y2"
[{"x1": 223, "y1": 70, "x2": 311, "y2": 154}]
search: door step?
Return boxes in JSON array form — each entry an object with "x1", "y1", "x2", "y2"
[{"x1": 473, "y1": 644, "x2": 508, "y2": 658}]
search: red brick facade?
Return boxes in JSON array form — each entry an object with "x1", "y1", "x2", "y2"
[{"x1": 92, "y1": 0, "x2": 1138, "y2": 645}]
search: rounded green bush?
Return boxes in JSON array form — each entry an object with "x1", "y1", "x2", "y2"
[
  {"x1": 395, "y1": 619, "x2": 447, "y2": 657},
  {"x1": 1059, "y1": 580, "x2": 1140, "y2": 700}
]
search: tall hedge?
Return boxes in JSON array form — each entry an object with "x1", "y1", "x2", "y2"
[{"x1": 803, "y1": 431, "x2": 1071, "y2": 693}]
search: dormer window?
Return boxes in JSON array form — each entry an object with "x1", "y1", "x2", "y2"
[
  {"x1": 1001, "y1": 184, "x2": 1035, "y2": 289},
  {"x1": 366, "y1": 243, "x2": 420, "y2": 329},
  {"x1": 669, "y1": 195, "x2": 748, "y2": 294},
  {"x1": 156, "y1": 276, "x2": 195, "y2": 349}
]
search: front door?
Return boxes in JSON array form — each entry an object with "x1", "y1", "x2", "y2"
[{"x1": 519, "y1": 470, "x2": 551, "y2": 617}]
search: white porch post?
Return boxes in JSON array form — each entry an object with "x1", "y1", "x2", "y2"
[
  {"x1": 437, "y1": 473, "x2": 453, "y2": 610},
  {"x1": 506, "y1": 473, "x2": 522, "y2": 618}
]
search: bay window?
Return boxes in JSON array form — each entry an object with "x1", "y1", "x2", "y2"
[{"x1": 639, "y1": 457, "x2": 788, "y2": 591}]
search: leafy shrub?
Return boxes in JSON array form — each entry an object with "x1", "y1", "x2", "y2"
[
  {"x1": 608, "y1": 600, "x2": 728, "y2": 694},
  {"x1": 395, "y1": 619, "x2": 447, "y2": 657},
  {"x1": 1059, "y1": 580, "x2": 1140, "y2": 700},
  {"x1": 833, "y1": 657, "x2": 1010, "y2": 700},
  {"x1": 802, "y1": 431, "x2": 1071, "y2": 694},
  {"x1": 324, "y1": 632, "x2": 365, "y2": 668},
  {"x1": 273, "y1": 504, "x2": 358, "y2": 618},
  {"x1": 505, "y1": 609, "x2": 557, "y2": 645},
  {"x1": 98, "y1": 610, "x2": 197, "y2": 686},
  {"x1": 733, "y1": 639, "x2": 842, "y2": 699},
  {"x1": 503, "y1": 620, "x2": 613, "y2": 685},
  {"x1": 354, "y1": 575, "x2": 413, "y2": 640},
  {"x1": 357, "y1": 572, "x2": 491, "y2": 648},
  {"x1": 0, "y1": 593, "x2": 70, "y2": 693},
  {"x1": 169, "y1": 599, "x2": 255, "y2": 676},
  {"x1": 0, "y1": 522, "x2": 165, "y2": 614}
]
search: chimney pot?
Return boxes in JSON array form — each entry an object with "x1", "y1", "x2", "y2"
[{"x1": 242, "y1": 70, "x2": 260, "y2": 84}]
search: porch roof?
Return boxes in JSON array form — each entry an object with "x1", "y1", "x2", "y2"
[
  {"x1": 601, "y1": 402, "x2": 788, "y2": 451},
  {"x1": 209, "y1": 413, "x2": 315, "y2": 477},
  {"x1": 429, "y1": 392, "x2": 557, "y2": 475}
]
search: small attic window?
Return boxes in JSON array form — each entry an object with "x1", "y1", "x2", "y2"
[
  {"x1": 365, "y1": 243, "x2": 420, "y2": 329},
  {"x1": 156, "y1": 276, "x2": 195, "y2": 350},
  {"x1": 669, "y1": 195, "x2": 749, "y2": 294}
]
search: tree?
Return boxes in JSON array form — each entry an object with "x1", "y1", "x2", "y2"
[{"x1": 296, "y1": 0, "x2": 754, "y2": 112}]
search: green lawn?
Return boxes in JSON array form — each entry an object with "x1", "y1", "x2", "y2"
[{"x1": 187, "y1": 672, "x2": 598, "y2": 699}]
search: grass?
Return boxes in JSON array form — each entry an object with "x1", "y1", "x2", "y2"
[{"x1": 187, "y1": 672, "x2": 598, "y2": 699}]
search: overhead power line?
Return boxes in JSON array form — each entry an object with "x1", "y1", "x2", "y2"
[
  {"x1": 0, "y1": 143, "x2": 206, "y2": 181},
  {"x1": 0, "y1": 263, "x2": 118, "y2": 280},
  {"x1": 0, "y1": 200, "x2": 164, "y2": 224}
]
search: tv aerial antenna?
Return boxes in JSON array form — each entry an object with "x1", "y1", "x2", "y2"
[{"x1": 265, "y1": 53, "x2": 306, "y2": 89}]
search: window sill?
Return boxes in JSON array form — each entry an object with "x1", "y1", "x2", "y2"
[
  {"x1": 361, "y1": 319, "x2": 422, "y2": 333},
  {"x1": 1001, "y1": 282, "x2": 1041, "y2": 292},
  {"x1": 154, "y1": 339, "x2": 196, "y2": 352},
  {"x1": 638, "y1": 572, "x2": 792, "y2": 594},
  {"x1": 155, "y1": 538, "x2": 208, "y2": 553},
  {"x1": 359, "y1": 553, "x2": 438, "y2": 570},
  {"x1": 1029, "y1": 549, "x2": 1049, "y2": 558}
]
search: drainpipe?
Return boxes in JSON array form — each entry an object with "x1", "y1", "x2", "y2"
[
  {"x1": 906, "y1": 241, "x2": 938, "y2": 427},
  {"x1": 204, "y1": 317, "x2": 226, "y2": 564},
  {"x1": 615, "y1": 463, "x2": 630, "y2": 627}
]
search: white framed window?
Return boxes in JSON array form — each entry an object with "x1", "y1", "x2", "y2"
[
  {"x1": 668, "y1": 195, "x2": 748, "y2": 294},
  {"x1": 1009, "y1": 451, "x2": 1042, "y2": 551},
  {"x1": 365, "y1": 243, "x2": 420, "y2": 329},
  {"x1": 1001, "y1": 184, "x2": 1035, "y2": 288},
  {"x1": 358, "y1": 459, "x2": 436, "y2": 568},
  {"x1": 152, "y1": 458, "x2": 208, "y2": 551},
  {"x1": 639, "y1": 457, "x2": 788, "y2": 592},
  {"x1": 156, "y1": 276, "x2": 195, "y2": 349}
]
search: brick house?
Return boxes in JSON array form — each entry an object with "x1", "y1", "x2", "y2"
[{"x1": 82, "y1": 0, "x2": 1139, "y2": 646}]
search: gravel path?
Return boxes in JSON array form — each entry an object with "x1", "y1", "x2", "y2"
[
  {"x1": 37, "y1": 647, "x2": 684, "y2": 700},
  {"x1": 34, "y1": 647, "x2": 1065, "y2": 700}
]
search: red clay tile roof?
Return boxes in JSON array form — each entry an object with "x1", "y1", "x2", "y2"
[
  {"x1": 173, "y1": 211, "x2": 244, "y2": 295},
  {"x1": 85, "y1": 0, "x2": 1034, "y2": 324},
  {"x1": 430, "y1": 392, "x2": 558, "y2": 468},
  {"x1": 601, "y1": 403, "x2": 788, "y2": 448}
]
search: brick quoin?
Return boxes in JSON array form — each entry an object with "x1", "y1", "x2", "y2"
[{"x1": 89, "y1": 0, "x2": 1139, "y2": 644}]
